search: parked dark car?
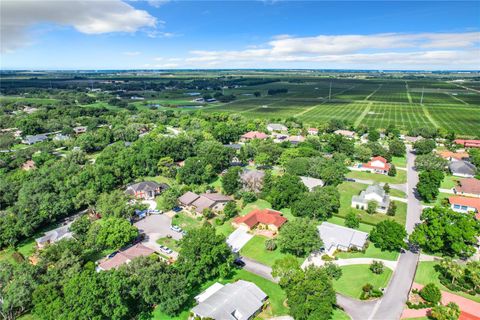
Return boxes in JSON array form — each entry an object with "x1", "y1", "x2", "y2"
[
  {"x1": 233, "y1": 258, "x2": 245, "y2": 267},
  {"x1": 172, "y1": 206, "x2": 182, "y2": 213}
]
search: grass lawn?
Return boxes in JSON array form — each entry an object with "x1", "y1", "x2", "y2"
[
  {"x1": 240, "y1": 235, "x2": 302, "y2": 267},
  {"x1": 333, "y1": 265, "x2": 393, "y2": 299},
  {"x1": 440, "y1": 175, "x2": 458, "y2": 189},
  {"x1": 214, "y1": 218, "x2": 235, "y2": 237},
  {"x1": 332, "y1": 308, "x2": 351, "y2": 320},
  {"x1": 392, "y1": 156, "x2": 407, "y2": 168},
  {"x1": 420, "y1": 192, "x2": 451, "y2": 206},
  {"x1": 389, "y1": 188, "x2": 407, "y2": 198},
  {"x1": 337, "y1": 182, "x2": 407, "y2": 226},
  {"x1": 152, "y1": 269, "x2": 289, "y2": 319},
  {"x1": 209, "y1": 176, "x2": 223, "y2": 192},
  {"x1": 335, "y1": 243, "x2": 399, "y2": 261},
  {"x1": 241, "y1": 199, "x2": 272, "y2": 215},
  {"x1": 144, "y1": 175, "x2": 176, "y2": 186},
  {"x1": 346, "y1": 170, "x2": 407, "y2": 184},
  {"x1": 156, "y1": 237, "x2": 181, "y2": 252},
  {"x1": 327, "y1": 215, "x2": 374, "y2": 233},
  {"x1": 0, "y1": 238, "x2": 36, "y2": 264},
  {"x1": 171, "y1": 212, "x2": 202, "y2": 231},
  {"x1": 415, "y1": 261, "x2": 480, "y2": 303}
]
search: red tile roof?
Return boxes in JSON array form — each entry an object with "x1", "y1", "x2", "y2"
[
  {"x1": 455, "y1": 139, "x2": 480, "y2": 148},
  {"x1": 362, "y1": 156, "x2": 391, "y2": 171},
  {"x1": 449, "y1": 196, "x2": 480, "y2": 218},
  {"x1": 455, "y1": 178, "x2": 480, "y2": 195},
  {"x1": 241, "y1": 131, "x2": 269, "y2": 140},
  {"x1": 234, "y1": 209, "x2": 287, "y2": 229}
]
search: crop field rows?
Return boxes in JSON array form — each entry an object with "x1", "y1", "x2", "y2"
[{"x1": 426, "y1": 105, "x2": 480, "y2": 136}]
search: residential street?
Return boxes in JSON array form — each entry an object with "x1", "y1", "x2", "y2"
[{"x1": 369, "y1": 146, "x2": 422, "y2": 319}]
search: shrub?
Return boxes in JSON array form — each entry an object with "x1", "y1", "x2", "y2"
[
  {"x1": 419, "y1": 283, "x2": 442, "y2": 304},
  {"x1": 369, "y1": 260, "x2": 385, "y2": 274},
  {"x1": 265, "y1": 239, "x2": 277, "y2": 251},
  {"x1": 345, "y1": 211, "x2": 360, "y2": 229},
  {"x1": 241, "y1": 191, "x2": 257, "y2": 204},
  {"x1": 11, "y1": 251, "x2": 25, "y2": 263},
  {"x1": 324, "y1": 262, "x2": 342, "y2": 280}
]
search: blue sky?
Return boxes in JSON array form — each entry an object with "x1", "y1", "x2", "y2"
[{"x1": 1, "y1": 1, "x2": 479, "y2": 70}]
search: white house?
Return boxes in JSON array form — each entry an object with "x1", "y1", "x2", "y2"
[
  {"x1": 266, "y1": 123, "x2": 288, "y2": 132},
  {"x1": 318, "y1": 222, "x2": 369, "y2": 254},
  {"x1": 449, "y1": 196, "x2": 480, "y2": 219},
  {"x1": 351, "y1": 184, "x2": 390, "y2": 213}
]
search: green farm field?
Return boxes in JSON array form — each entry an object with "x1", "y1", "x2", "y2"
[{"x1": 204, "y1": 78, "x2": 480, "y2": 137}]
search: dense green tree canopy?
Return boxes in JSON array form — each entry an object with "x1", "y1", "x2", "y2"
[{"x1": 278, "y1": 218, "x2": 322, "y2": 257}]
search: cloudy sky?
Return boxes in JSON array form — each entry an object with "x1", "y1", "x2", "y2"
[{"x1": 1, "y1": 0, "x2": 479, "y2": 70}]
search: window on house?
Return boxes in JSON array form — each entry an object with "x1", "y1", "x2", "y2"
[{"x1": 454, "y1": 204, "x2": 461, "y2": 209}]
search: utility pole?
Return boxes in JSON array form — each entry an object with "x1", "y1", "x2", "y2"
[
  {"x1": 420, "y1": 87, "x2": 424, "y2": 105},
  {"x1": 329, "y1": 81, "x2": 332, "y2": 100}
]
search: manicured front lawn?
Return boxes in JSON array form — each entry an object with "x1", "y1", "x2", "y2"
[
  {"x1": 335, "y1": 243, "x2": 399, "y2": 261},
  {"x1": 389, "y1": 188, "x2": 407, "y2": 198},
  {"x1": 156, "y1": 237, "x2": 181, "y2": 252},
  {"x1": 152, "y1": 269, "x2": 289, "y2": 319},
  {"x1": 392, "y1": 156, "x2": 407, "y2": 168},
  {"x1": 333, "y1": 264, "x2": 392, "y2": 299},
  {"x1": 171, "y1": 212, "x2": 202, "y2": 231},
  {"x1": 0, "y1": 238, "x2": 36, "y2": 264},
  {"x1": 144, "y1": 175, "x2": 175, "y2": 186},
  {"x1": 440, "y1": 175, "x2": 458, "y2": 189},
  {"x1": 240, "y1": 235, "x2": 302, "y2": 267},
  {"x1": 414, "y1": 261, "x2": 480, "y2": 303},
  {"x1": 346, "y1": 170, "x2": 407, "y2": 184}
]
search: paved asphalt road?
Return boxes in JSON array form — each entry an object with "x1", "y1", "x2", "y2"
[{"x1": 369, "y1": 146, "x2": 421, "y2": 319}]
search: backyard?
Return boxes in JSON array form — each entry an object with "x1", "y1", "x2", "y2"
[
  {"x1": 239, "y1": 235, "x2": 303, "y2": 267},
  {"x1": 346, "y1": 170, "x2": 407, "y2": 184}
]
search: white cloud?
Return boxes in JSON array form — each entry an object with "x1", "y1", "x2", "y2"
[
  {"x1": 147, "y1": 0, "x2": 170, "y2": 8},
  {"x1": 185, "y1": 32, "x2": 480, "y2": 69},
  {"x1": 123, "y1": 51, "x2": 141, "y2": 56},
  {"x1": 146, "y1": 30, "x2": 176, "y2": 38},
  {"x1": 0, "y1": 0, "x2": 157, "y2": 53}
]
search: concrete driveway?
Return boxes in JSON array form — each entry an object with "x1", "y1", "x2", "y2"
[
  {"x1": 141, "y1": 200, "x2": 157, "y2": 210},
  {"x1": 227, "y1": 227, "x2": 253, "y2": 252},
  {"x1": 134, "y1": 214, "x2": 182, "y2": 259}
]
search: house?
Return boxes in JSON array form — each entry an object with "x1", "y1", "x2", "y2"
[
  {"x1": 437, "y1": 150, "x2": 469, "y2": 162},
  {"x1": 300, "y1": 176, "x2": 325, "y2": 191},
  {"x1": 97, "y1": 244, "x2": 154, "y2": 271},
  {"x1": 334, "y1": 129, "x2": 356, "y2": 139},
  {"x1": 449, "y1": 196, "x2": 480, "y2": 219},
  {"x1": 308, "y1": 128, "x2": 318, "y2": 135},
  {"x1": 240, "y1": 169, "x2": 265, "y2": 193},
  {"x1": 73, "y1": 126, "x2": 87, "y2": 134},
  {"x1": 404, "y1": 136, "x2": 423, "y2": 143},
  {"x1": 22, "y1": 134, "x2": 48, "y2": 145},
  {"x1": 317, "y1": 222, "x2": 369, "y2": 254},
  {"x1": 357, "y1": 156, "x2": 391, "y2": 175},
  {"x1": 351, "y1": 184, "x2": 390, "y2": 213},
  {"x1": 233, "y1": 209, "x2": 287, "y2": 232},
  {"x1": 455, "y1": 139, "x2": 480, "y2": 148},
  {"x1": 35, "y1": 223, "x2": 73, "y2": 249},
  {"x1": 266, "y1": 123, "x2": 288, "y2": 132},
  {"x1": 287, "y1": 135, "x2": 305, "y2": 144},
  {"x1": 449, "y1": 161, "x2": 476, "y2": 178},
  {"x1": 240, "y1": 131, "x2": 269, "y2": 141},
  {"x1": 454, "y1": 178, "x2": 480, "y2": 198},
  {"x1": 178, "y1": 192, "x2": 233, "y2": 214},
  {"x1": 22, "y1": 160, "x2": 36, "y2": 171},
  {"x1": 191, "y1": 280, "x2": 267, "y2": 320},
  {"x1": 125, "y1": 181, "x2": 169, "y2": 200}
]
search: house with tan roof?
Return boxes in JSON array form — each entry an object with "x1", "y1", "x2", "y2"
[
  {"x1": 97, "y1": 244, "x2": 154, "y2": 271},
  {"x1": 334, "y1": 129, "x2": 356, "y2": 139},
  {"x1": 453, "y1": 178, "x2": 480, "y2": 198},
  {"x1": 437, "y1": 150, "x2": 469, "y2": 162},
  {"x1": 178, "y1": 192, "x2": 233, "y2": 214},
  {"x1": 233, "y1": 209, "x2": 287, "y2": 232},
  {"x1": 240, "y1": 131, "x2": 269, "y2": 141},
  {"x1": 449, "y1": 196, "x2": 480, "y2": 219},
  {"x1": 307, "y1": 128, "x2": 318, "y2": 135}
]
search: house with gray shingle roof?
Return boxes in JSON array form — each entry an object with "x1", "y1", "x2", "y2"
[
  {"x1": 300, "y1": 176, "x2": 325, "y2": 191},
  {"x1": 351, "y1": 184, "x2": 390, "y2": 213},
  {"x1": 192, "y1": 280, "x2": 267, "y2": 320},
  {"x1": 240, "y1": 169, "x2": 265, "y2": 193},
  {"x1": 178, "y1": 192, "x2": 232, "y2": 214},
  {"x1": 267, "y1": 123, "x2": 288, "y2": 132},
  {"x1": 22, "y1": 134, "x2": 48, "y2": 145},
  {"x1": 35, "y1": 222, "x2": 73, "y2": 249},
  {"x1": 449, "y1": 160, "x2": 476, "y2": 178},
  {"x1": 125, "y1": 181, "x2": 168, "y2": 200},
  {"x1": 318, "y1": 222, "x2": 368, "y2": 254}
]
